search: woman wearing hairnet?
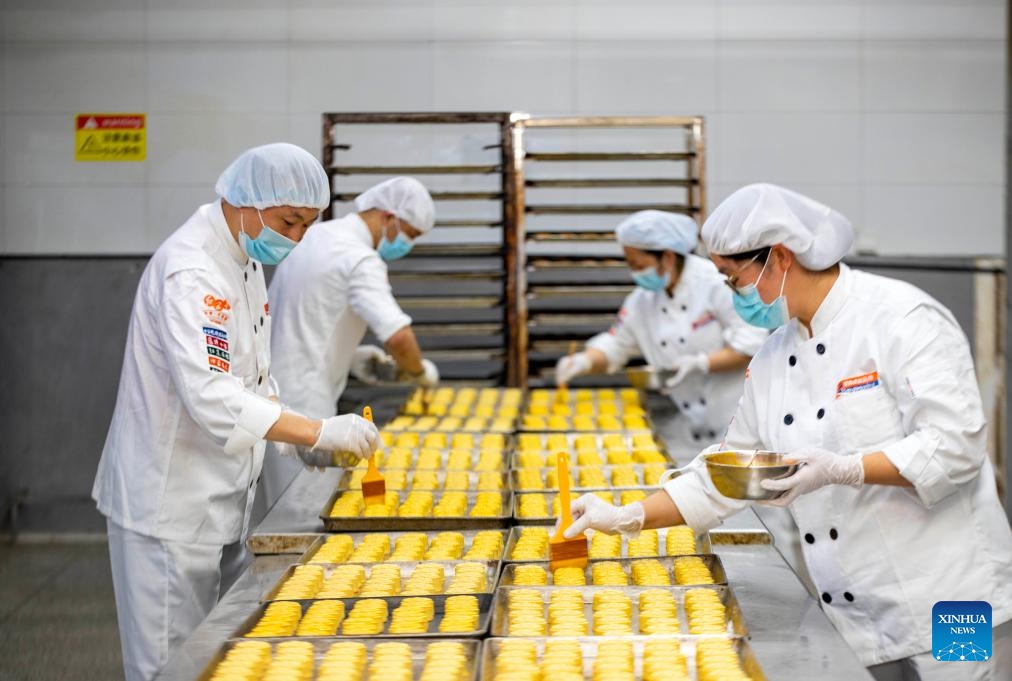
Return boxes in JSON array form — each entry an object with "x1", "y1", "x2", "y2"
[
  {"x1": 555, "y1": 210, "x2": 768, "y2": 459},
  {"x1": 563, "y1": 184, "x2": 1012, "y2": 680},
  {"x1": 92, "y1": 143, "x2": 379, "y2": 681},
  {"x1": 258, "y1": 177, "x2": 440, "y2": 517}
]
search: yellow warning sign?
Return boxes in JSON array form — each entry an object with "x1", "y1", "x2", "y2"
[{"x1": 75, "y1": 113, "x2": 146, "y2": 162}]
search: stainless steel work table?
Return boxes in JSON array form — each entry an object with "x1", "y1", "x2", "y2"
[{"x1": 157, "y1": 394, "x2": 873, "y2": 679}]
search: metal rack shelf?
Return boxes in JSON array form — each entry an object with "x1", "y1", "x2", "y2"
[
  {"x1": 510, "y1": 114, "x2": 707, "y2": 386},
  {"x1": 323, "y1": 111, "x2": 520, "y2": 384}
]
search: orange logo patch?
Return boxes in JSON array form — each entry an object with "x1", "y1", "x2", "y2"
[{"x1": 836, "y1": 371, "x2": 879, "y2": 397}]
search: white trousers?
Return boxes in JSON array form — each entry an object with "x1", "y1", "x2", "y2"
[{"x1": 106, "y1": 519, "x2": 250, "y2": 681}]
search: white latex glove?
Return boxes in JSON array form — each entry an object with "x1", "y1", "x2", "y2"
[
  {"x1": 295, "y1": 446, "x2": 326, "y2": 473},
  {"x1": 562, "y1": 493, "x2": 645, "y2": 539},
  {"x1": 399, "y1": 359, "x2": 440, "y2": 388},
  {"x1": 300, "y1": 414, "x2": 379, "y2": 470},
  {"x1": 555, "y1": 352, "x2": 593, "y2": 386},
  {"x1": 759, "y1": 448, "x2": 865, "y2": 507},
  {"x1": 416, "y1": 359, "x2": 439, "y2": 388},
  {"x1": 349, "y1": 345, "x2": 388, "y2": 385},
  {"x1": 663, "y1": 353, "x2": 710, "y2": 390}
]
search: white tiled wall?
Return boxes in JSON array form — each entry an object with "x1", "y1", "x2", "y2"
[{"x1": 1, "y1": 0, "x2": 1005, "y2": 255}]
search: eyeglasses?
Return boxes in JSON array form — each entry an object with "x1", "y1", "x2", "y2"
[{"x1": 723, "y1": 253, "x2": 762, "y2": 295}]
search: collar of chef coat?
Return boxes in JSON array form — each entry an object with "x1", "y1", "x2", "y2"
[
  {"x1": 344, "y1": 212, "x2": 377, "y2": 249},
  {"x1": 209, "y1": 199, "x2": 249, "y2": 267},
  {"x1": 791, "y1": 262, "x2": 851, "y2": 341}
]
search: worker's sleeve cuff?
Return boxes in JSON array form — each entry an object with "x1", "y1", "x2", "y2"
[
  {"x1": 882, "y1": 434, "x2": 958, "y2": 508},
  {"x1": 224, "y1": 394, "x2": 283, "y2": 455}
]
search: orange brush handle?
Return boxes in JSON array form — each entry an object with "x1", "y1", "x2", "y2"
[
  {"x1": 363, "y1": 406, "x2": 381, "y2": 478},
  {"x1": 555, "y1": 451, "x2": 573, "y2": 535}
]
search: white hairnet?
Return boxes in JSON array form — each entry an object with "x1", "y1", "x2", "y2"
[
  {"x1": 354, "y1": 177, "x2": 436, "y2": 233},
  {"x1": 615, "y1": 210, "x2": 699, "y2": 255},
  {"x1": 701, "y1": 183, "x2": 853, "y2": 269},
  {"x1": 215, "y1": 142, "x2": 329, "y2": 210}
]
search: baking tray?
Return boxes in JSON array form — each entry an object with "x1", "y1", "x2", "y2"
[
  {"x1": 518, "y1": 416, "x2": 653, "y2": 432},
  {"x1": 298, "y1": 529, "x2": 509, "y2": 564},
  {"x1": 401, "y1": 387, "x2": 524, "y2": 417},
  {"x1": 321, "y1": 490, "x2": 513, "y2": 531},
  {"x1": 489, "y1": 585, "x2": 747, "y2": 637},
  {"x1": 351, "y1": 447, "x2": 511, "y2": 472},
  {"x1": 511, "y1": 449, "x2": 674, "y2": 468},
  {"x1": 383, "y1": 415, "x2": 516, "y2": 433},
  {"x1": 200, "y1": 638, "x2": 483, "y2": 681},
  {"x1": 504, "y1": 526, "x2": 712, "y2": 562},
  {"x1": 523, "y1": 387, "x2": 647, "y2": 411},
  {"x1": 234, "y1": 594, "x2": 492, "y2": 640},
  {"x1": 512, "y1": 491, "x2": 654, "y2": 525},
  {"x1": 259, "y1": 558, "x2": 499, "y2": 599},
  {"x1": 511, "y1": 464, "x2": 668, "y2": 491},
  {"x1": 479, "y1": 636, "x2": 766, "y2": 681},
  {"x1": 514, "y1": 431, "x2": 668, "y2": 453},
  {"x1": 336, "y1": 469, "x2": 511, "y2": 493},
  {"x1": 497, "y1": 555, "x2": 727, "y2": 587},
  {"x1": 379, "y1": 431, "x2": 514, "y2": 453},
  {"x1": 261, "y1": 560, "x2": 501, "y2": 602}
]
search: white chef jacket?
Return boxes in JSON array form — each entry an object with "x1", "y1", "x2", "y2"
[
  {"x1": 93, "y1": 200, "x2": 282, "y2": 545},
  {"x1": 587, "y1": 254, "x2": 768, "y2": 441},
  {"x1": 666, "y1": 264, "x2": 1012, "y2": 665},
  {"x1": 268, "y1": 213, "x2": 412, "y2": 418}
]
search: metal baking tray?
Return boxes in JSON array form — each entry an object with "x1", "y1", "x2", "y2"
[
  {"x1": 261, "y1": 560, "x2": 501, "y2": 602},
  {"x1": 498, "y1": 555, "x2": 727, "y2": 587},
  {"x1": 518, "y1": 416, "x2": 654, "y2": 433},
  {"x1": 479, "y1": 636, "x2": 766, "y2": 681},
  {"x1": 489, "y1": 585, "x2": 747, "y2": 637},
  {"x1": 298, "y1": 530, "x2": 509, "y2": 564},
  {"x1": 510, "y1": 464, "x2": 668, "y2": 491},
  {"x1": 200, "y1": 638, "x2": 483, "y2": 681},
  {"x1": 336, "y1": 469, "x2": 511, "y2": 493},
  {"x1": 523, "y1": 387, "x2": 646, "y2": 408},
  {"x1": 354, "y1": 447, "x2": 511, "y2": 472},
  {"x1": 233, "y1": 594, "x2": 492, "y2": 640},
  {"x1": 321, "y1": 490, "x2": 513, "y2": 531},
  {"x1": 400, "y1": 387, "x2": 524, "y2": 416},
  {"x1": 379, "y1": 431, "x2": 514, "y2": 453},
  {"x1": 513, "y1": 431, "x2": 667, "y2": 453},
  {"x1": 504, "y1": 526, "x2": 712, "y2": 562},
  {"x1": 512, "y1": 491, "x2": 653, "y2": 525},
  {"x1": 383, "y1": 415, "x2": 516, "y2": 433}
]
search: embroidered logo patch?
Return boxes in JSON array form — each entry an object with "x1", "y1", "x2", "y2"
[
  {"x1": 202, "y1": 294, "x2": 231, "y2": 325},
  {"x1": 203, "y1": 325, "x2": 230, "y2": 373},
  {"x1": 836, "y1": 371, "x2": 879, "y2": 398}
]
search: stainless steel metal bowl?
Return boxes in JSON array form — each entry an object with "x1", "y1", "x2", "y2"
[{"x1": 702, "y1": 450, "x2": 800, "y2": 500}]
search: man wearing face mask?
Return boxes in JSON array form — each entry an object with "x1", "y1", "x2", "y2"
[
  {"x1": 554, "y1": 210, "x2": 767, "y2": 459},
  {"x1": 258, "y1": 176, "x2": 439, "y2": 515},
  {"x1": 92, "y1": 143, "x2": 379, "y2": 681}
]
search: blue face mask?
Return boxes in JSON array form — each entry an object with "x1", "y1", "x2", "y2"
[
  {"x1": 377, "y1": 219, "x2": 415, "y2": 261},
  {"x1": 239, "y1": 209, "x2": 297, "y2": 265},
  {"x1": 731, "y1": 258, "x2": 789, "y2": 329},
  {"x1": 630, "y1": 266, "x2": 671, "y2": 292}
]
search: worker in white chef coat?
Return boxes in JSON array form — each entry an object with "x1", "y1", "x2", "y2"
[
  {"x1": 92, "y1": 143, "x2": 380, "y2": 681},
  {"x1": 256, "y1": 176, "x2": 440, "y2": 515},
  {"x1": 554, "y1": 210, "x2": 768, "y2": 460},
  {"x1": 562, "y1": 184, "x2": 1012, "y2": 680}
]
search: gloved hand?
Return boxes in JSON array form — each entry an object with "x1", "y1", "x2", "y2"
[
  {"x1": 562, "y1": 493, "x2": 646, "y2": 538},
  {"x1": 399, "y1": 359, "x2": 440, "y2": 388},
  {"x1": 416, "y1": 359, "x2": 439, "y2": 388},
  {"x1": 296, "y1": 446, "x2": 327, "y2": 473},
  {"x1": 760, "y1": 448, "x2": 865, "y2": 507},
  {"x1": 308, "y1": 413, "x2": 380, "y2": 466},
  {"x1": 555, "y1": 352, "x2": 593, "y2": 386},
  {"x1": 663, "y1": 353, "x2": 710, "y2": 390},
  {"x1": 349, "y1": 345, "x2": 389, "y2": 385}
]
